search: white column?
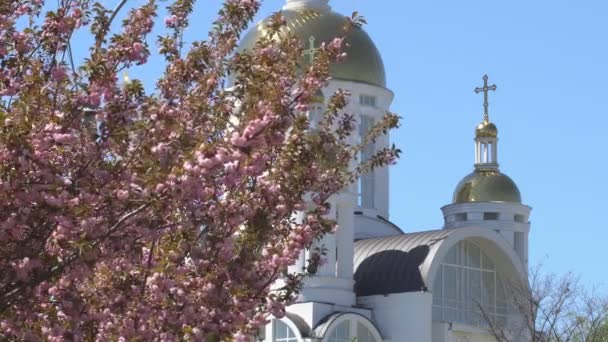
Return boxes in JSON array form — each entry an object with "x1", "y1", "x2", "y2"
[
  {"x1": 315, "y1": 233, "x2": 336, "y2": 276},
  {"x1": 315, "y1": 199, "x2": 337, "y2": 276},
  {"x1": 287, "y1": 250, "x2": 305, "y2": 274},
  {"x1": 288, "y1": 211, "x2": 307, "y2": 275},
  {"x1": 492, "y1": 139, "x2": 498, "y2": 163},
  {"x1": 336, "y1": 201, "x2": 354, "y2": 279}
]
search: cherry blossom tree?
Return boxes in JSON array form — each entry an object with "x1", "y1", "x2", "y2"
[{"x1": 0, "y1": 0, "x2": 400, "y2": 340}]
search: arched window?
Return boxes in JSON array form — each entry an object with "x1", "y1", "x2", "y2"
[
  {"x1": 432, "y1": 240, "x2": 509, "y2": 327},
  {"x1": 325, "y1": 317, "x2": 379, "y2": 342},
  {"x1": 273, "y1": 320, "x2": 298, "y2": 342}
]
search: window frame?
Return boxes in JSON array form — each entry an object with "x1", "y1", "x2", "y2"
[
  {"x1": 321, "y1": 314, "x2": 382, "y2": 342},
  {"x1": 432, "y1": 240, "x2": 510, "y2": 327},
  {"x1": 359, "y1": 94, "x2": 377, "y2": 107},
  {"x1": 265, "y1": 319, "x2": 302, "y2": 342}
]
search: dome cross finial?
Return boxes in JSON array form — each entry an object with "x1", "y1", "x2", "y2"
[
  {"x1": 303, "y1": 36, "x2": 317, "y2": 63},
  {"x1": 474, "y1": 74, "x2": 497, "y2": 122}
]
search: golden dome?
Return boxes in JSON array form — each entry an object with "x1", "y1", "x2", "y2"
[
  {"x1": 238, "y1": 9, "x2": 386, "y2": 88},
  {"x1": 475, "y1": 120, "x2": 498, "y2": 138},
  {"x1": 453, "y1": 170, "x2": 521, "y2": 204}
]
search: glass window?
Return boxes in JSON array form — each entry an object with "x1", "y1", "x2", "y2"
[
  {"x1": 482, "y1": 252, "x2": 495, "y2": 269},
  {"x1": 328, "y1": 321, "x2": 351, "y2": 342},
  {"x1": 274, "y1": 320, "x2": 298, "y2": 342},
  {"x1": 359, "y1": 94, "x2": 376, "y2": 107},
  {"x1": 454, "y1": 213, "x2": 468, "y2": 222},
  {"x1": 484, "y1": 212, "x2": 499, "y2": 220},
  {"x1": 466, "y1": 242, "x2": 481, "y2": 268},
  {"x1": 432, "y1": 240, "x2": 509, "y2": 327},
  {"x1": 356, "y1": 322, "x2": 377, "y2": 342},
  {"x1": 357, "y1": 116, "x2": 375, "y2": 209}
]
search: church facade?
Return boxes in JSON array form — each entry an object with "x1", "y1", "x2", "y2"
[{"x1": 239, "y1": 1, "x2": 532, "y2": 341}]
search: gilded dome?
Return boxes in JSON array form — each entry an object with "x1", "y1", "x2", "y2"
[
  {"x1": 238, "y1": 9, "x2": 386, "y2": 88},
  {"x1": 475, "y1": 120, "x2": 498, "y2": 138},
  {"x1": 453, "y1": 170, "x2": 521, "y2": 204}
]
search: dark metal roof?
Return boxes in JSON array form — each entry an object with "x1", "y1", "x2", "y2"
[{"x1": 353, "y1": 230, "x2": 450, "y2": 296}]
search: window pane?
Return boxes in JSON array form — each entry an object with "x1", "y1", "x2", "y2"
[
  {"x1": 444, "y1": 265, "x2": 458, "y2": 301},
  {"x1": 329, "y1": 321, "x2": 350, "y2": 342},
  {"x1": 357, "y1": 323, "x2": 370, "y2": 342},
  {"x1": 468, "y1": 269, "x2": 481, "y2": 310},
  {"x1": 274, "y1": 320, "x2": 297, "y2": 342},
  {"x1": 466, "y1": 242, "x2": 481, "y2": 268},
  {"x1": 359, "y1": 116, "x2": 375, "y2": 209},
  {"x1": 433, "y1": 267, "x2": 442, "y2": 305},
  {"x1": 482, "y1": 251, "x2": 495, "y2": 270},
  {"x1": 455, "y1": 213, "x2": 468, "y2": 222},
  {"x1": 444, "y1": 244, "x2": 458, "y2": 264},
  {"x1": 337, "y1": 321, "x2": 349, "y2": 339},
  {"x1": 275, "y1": 320, "x2": 287, "y2": 338},
  {"x1": 483, "y1": 212, "x2": 499, "y2": 220},
  {"x1": 482, "y1": 271, "x2": 496, "y2": 311}
]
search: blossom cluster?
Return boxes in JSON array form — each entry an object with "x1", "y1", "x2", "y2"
[{"x1": 0, "y1": 0, "x2": 400, "y2": 340}]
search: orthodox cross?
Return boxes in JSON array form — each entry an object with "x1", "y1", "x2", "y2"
[
  {"x1": 474, "y1": 74, "x2": 497, "y2": 121},
  {"x1": 303, "y1": 36, "x2": 318, "y2": 63}
]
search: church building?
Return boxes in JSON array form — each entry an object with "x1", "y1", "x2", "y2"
[{"x1": 238, "y1": 0, "x2": 532, "y2": 341}]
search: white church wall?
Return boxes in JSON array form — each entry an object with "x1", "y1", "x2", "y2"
[
  {"x1": 442, "y1": 202, "x2": 531, "y2": 235},
  {"x1": 297, "y1": 276, "x2": 356, "y2": 307},
  {"x1": 357, "y1": 292, "x2": 433, "y2": 342}
]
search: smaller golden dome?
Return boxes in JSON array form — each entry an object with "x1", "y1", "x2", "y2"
[
  {"x1": 475, "y1": 120, "x2": 498, "y2": 138},
  {"x1": 453, "y1": 170, "x2": 521, "y2": 204}
]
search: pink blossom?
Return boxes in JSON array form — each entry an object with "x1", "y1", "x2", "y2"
[
  {"x1": 165, "y1": 15, "x2": 179, "y2": 28},
  {"x1": 0, "y1": 0, "x2": 400, "y2": 339},
  {"x1": 51, "y1": 66, "x2": 68, "y2": 82}
]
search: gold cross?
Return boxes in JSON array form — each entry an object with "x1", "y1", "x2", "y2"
[
  {"x1": 303, "y1": 36, "x2": 317, "y2": 64},
  {"x1": 474, "y1": 74, "x2": 497, "y2": 121}
]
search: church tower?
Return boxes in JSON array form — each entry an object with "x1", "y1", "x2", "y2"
[
  {"x1": 441, "y1": 75, "x2": 532, "y2": 268},
  {"x1": 238, "y1": 0, "x2": 394, "y2": 332}
]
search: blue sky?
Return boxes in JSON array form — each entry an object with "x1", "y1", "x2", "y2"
[{"x1": 100, "y1": 0, "x2": 608, "y2": 288}]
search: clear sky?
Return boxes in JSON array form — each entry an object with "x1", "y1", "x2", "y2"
[{"x1": 100, "y1": 0, "x2": 608, "y2": 288}]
